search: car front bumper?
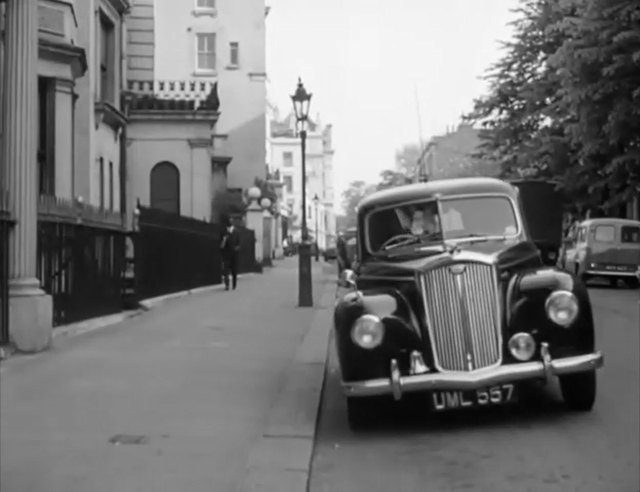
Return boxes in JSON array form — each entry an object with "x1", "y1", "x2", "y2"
[
  {"x1": 585, "y1": 269, "x2": 637, "y2": 277},
  {"x1": 341, "y1": 343, "x2": 604, "y2": 401}
]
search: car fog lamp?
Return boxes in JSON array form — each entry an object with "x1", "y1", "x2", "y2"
[
  {"x1": 508, "y1": 333, "x2": 536, "y2": 361},
  {"x1": 351, "y1": 314, "x2": 385, "y2": 350},
  {"x1": 545, "y1": 290, "x2": 579, "y2": 327}
]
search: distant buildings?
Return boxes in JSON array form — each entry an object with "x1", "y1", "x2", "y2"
[
  {"x1": 416, "y1": 123, "x2": 498, "y2": 181},
  {"x1": 267, "y1": 108, "x2": 337, "y2": 249}
]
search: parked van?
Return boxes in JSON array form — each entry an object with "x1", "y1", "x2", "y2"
[{"x1": 560, "y1": 218, "x2": 640, "y2": 288}]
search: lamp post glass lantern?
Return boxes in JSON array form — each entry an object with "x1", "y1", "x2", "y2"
[
  {"x1": 313, "y1": 194, "x2": 319, "y2": 261},
  {"x1": 291, "y1": 77, "x2": 313, "y2": 307}
]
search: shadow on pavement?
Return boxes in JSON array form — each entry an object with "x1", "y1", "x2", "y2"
[{"x1": 353, "y1": 386, "x2": 572, "y2": 437}]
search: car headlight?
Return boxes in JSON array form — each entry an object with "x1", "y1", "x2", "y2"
[
  {"x1": 351, "y1": 314, "x2": 385, "y2": 349},
  {"x1": 545, "y1": 290, "x2": 579, "y2": 327},
  {"x1": 508, "y1": 332, "x2": 536, "y2": 361}
]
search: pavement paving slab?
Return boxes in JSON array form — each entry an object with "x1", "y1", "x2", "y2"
[{"x1": 0, "y1": 258, "x2": 336, "y2": 492}]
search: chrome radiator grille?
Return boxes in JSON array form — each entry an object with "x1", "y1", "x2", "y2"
[{"x1": 419, "y1": 262, "x2": 502, "y2": 372}]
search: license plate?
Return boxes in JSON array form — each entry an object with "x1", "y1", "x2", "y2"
[
  {"x1": 431, "y1": 384, "x2": 517, "y2": 411},
  {"x1": 604, "y1": 265, "x2": 631, "y2": 272}
]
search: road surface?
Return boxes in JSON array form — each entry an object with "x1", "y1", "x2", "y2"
[{"x1": 310, "y1": 287, "x2": 640, "y2": 492}]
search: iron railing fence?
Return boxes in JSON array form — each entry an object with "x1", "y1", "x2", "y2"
[{"x1": 37, "y1": 195, "x2": 126, "y2": 327}]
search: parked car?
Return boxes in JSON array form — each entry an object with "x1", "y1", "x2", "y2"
[
  {"x1": 323, "y1": 244, "x2": 337, "y2": 262},
  {"x1": 334, "y1": 177, "x2": 604, "y2": 429},
  {"x1": 559, "y1": 217, "x2": 640, "y2": 288}
]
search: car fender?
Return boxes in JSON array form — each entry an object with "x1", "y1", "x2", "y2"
[
  {"x1": 333, "y1": 288, "x2": 423, "y2": 381},
  {"x1": 506, "y1": 267, "x2": 595, "y2": 354}
]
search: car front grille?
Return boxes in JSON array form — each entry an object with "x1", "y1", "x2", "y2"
[{"x1": 418, "y1": 261, "x2": 502, "y2": 372}]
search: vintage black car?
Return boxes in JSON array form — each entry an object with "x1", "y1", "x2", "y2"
[{"x1": 334, "y1": 177, "x2": 604, "y2": 429}]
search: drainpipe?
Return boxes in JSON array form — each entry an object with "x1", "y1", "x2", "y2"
[{"x1": 119, "y1": 123, "x2": 127, "y2": 223}]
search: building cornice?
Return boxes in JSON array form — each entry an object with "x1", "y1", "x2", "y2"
[
  {"x1": 95, "y1": 101, "x2": 128, "y2": 134},
  {"x1": 212, "y1": 156, "x2": 233, "y2": 171},
  {"x1": 103, "y1": 0, "x2": 132, "y2": 15},
  {"x1": 128, "y1": 110, "x2": 220, "y2": 123},
  {"x1": 188, "y1": 138, "x2": 211, "y2": 149},
  {"x1": 38, "y1": 38, "x2": 88, "y2": 78}
]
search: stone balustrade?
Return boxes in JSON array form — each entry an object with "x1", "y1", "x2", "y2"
[{"x1": 126, "y1": 79, "x2": 219, "y2": 111}]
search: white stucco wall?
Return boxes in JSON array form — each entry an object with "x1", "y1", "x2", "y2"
[
  {"x1": 152, "y1": 0, "x2": 266, "y2": 192},
  {"x1": 127, "y1": 118, "x2": 214, "y2": 220},
  {"x1": 73, "y1": 0, "x2": 127, "y2": 211}
]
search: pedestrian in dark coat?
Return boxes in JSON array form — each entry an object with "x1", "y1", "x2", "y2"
[{"x1": 220, "y1": 218, "x2": 241, "y2": 290}]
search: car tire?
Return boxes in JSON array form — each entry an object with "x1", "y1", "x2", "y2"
[
  {"x1": 623, "y1": 277, "x2": 639, "y2": 289},
  {"x1": 559, "y1": 370, "x2": 596, "y2": 412},
  {"x1": 346, "y1": 397, "x2": 377, "y2": 430}
]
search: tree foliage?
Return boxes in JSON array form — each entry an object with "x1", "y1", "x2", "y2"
[
  {"x1": 340, "y1": 180, "x2": 376, "y2": 228},
  {"x1": 394, "y1": 143, "x2": 423, "y2": 176},
  {"x1": 548, "y1": 0, "x2": 640, "y2": 207},
  {"x1": 466, "y1": 0, "x2": 640, "y2": 213},
  {"x1": 376, "y1": 169, "x2": 414, "y2": 190},
  {"x1": 212, "y1": 190, "x2": 246, "y2": 224}
]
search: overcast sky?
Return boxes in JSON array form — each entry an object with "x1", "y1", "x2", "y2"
[{"x1": 266, "y1": 0, "x2": 519, "y2": 211}]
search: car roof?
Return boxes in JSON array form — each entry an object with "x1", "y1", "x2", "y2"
[
  {"x1": 357, "y1": 177, "x2": 517, "y2": 211},
  {"x1": 581, "y1": 218, "x2": 640, "y2": 227}
]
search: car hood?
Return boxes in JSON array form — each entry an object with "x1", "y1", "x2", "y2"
[{"x1": 360, "y1": 239, "x2": 540, "y2": 277}]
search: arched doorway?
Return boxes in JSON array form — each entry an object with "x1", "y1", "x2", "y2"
[{"x1": 150, "y1": 161, "x2": 180, "y2": 214}]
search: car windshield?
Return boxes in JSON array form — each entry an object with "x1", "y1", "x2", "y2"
[{"x1": 365, "y1": 196, "x2": 518, "y2": 254}]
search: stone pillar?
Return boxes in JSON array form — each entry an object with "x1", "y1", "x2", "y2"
[
  {"x1": 1, "y1": 0, "x2": 53, "y2": 352},
  {"x1": 245, "y1": 202, "x2": 264, "y2": 264},
  {"x1": 273, "y1": 213, "x2": 283, "y2": 259},
  {"x1": 188, "y1": 140, "x2": 211, "y2": 220},
  {"x1": 53, "y1": 78, "x2": 74, "y2": 200}
]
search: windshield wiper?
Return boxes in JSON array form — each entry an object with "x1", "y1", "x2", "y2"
[
  {"x1": 447, "y1": 234, "x2": 508, "y2": 245},
  {"x1": 382, "y1": 236, "x2": 421, "y2": 251}
]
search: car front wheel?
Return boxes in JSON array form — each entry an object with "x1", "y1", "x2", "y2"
[
  {"x1": 559, "y1": 371, "x2": 596, "y2": 411},
  {"x1": 624, "y1": 277, "x2": 639, "y2": 289}
]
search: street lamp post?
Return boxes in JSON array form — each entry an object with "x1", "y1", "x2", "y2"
[
  {"x1": 291, "y1": 78, "x2": 313, "y2": 307},
  {"x1": 313, "y1": 194, "x2": 319, "y2": 262}
]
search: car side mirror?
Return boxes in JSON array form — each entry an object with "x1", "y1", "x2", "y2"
[{"x1": 338, "y1": 269, "x2": 357, "y2": 289}]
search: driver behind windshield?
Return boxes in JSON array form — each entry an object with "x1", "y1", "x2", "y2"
[
  {"x1": 394, "y1": 203, "x2": 440, "y2": 237},
  {"x1": 409, "y1": 205, "x2": 440, "y2": 236}
]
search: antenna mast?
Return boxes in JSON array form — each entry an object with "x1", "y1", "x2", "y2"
[{"x1": 414, "y1": 84, "x2": 428, "y2": 181}]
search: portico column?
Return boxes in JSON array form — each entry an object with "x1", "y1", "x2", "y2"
[{"x1": 1, "y1": 0, "x2": 53, "y2": 352}]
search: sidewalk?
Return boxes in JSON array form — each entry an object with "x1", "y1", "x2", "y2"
[{"x1": 0, "y1": 258, "x2": 335, "y2": 492}]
